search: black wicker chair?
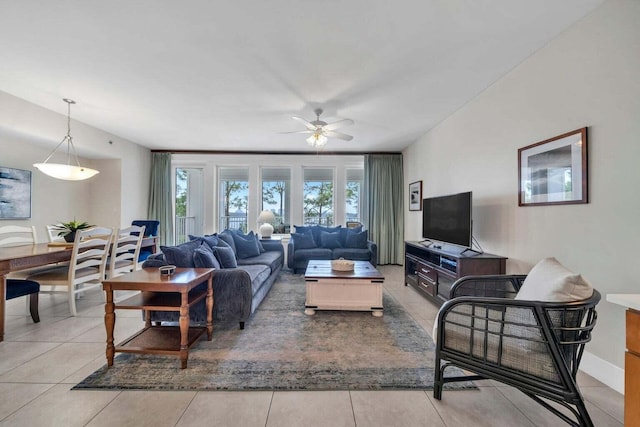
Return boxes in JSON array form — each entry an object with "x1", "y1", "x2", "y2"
[{"x1": 433, "y1": 274, "x2": 600, "y2": 427}]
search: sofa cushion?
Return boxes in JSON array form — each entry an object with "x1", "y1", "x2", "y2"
[
  {"x1": 193, "y1": 244, "x2": 220, "y2": 269},
  {"x1": 310, "y1": 225, "x2": 342, "y2": 246},
  {"x1": 237, "y1": 264, "x2": 271, "y2": 296},
  {"x1": 236, "y1": 251, "x2": 283, "y2": 274},
  {"x1": 189, "y1": 234, "x2": 221, "y2": 252},
  {"x1": 291, "y1": 231, "x2": 316, "y2": 249},
  {"x1": 293, "y1": 225, "x2": 312, "y2": 235},
  {"x1": 340, "y1": 225, "x2": 363, "y2": 246},
  {"x1": 232, "y1": 231, "x2": 261, "y2": 259},
  {"x1": 332, "y1": 248, "x2": 372, "y2": 261},
  {"x1": 213, "y1": 246, "x2": 238, "y2": 268},
  {"x1": 293, "y1": 248, "x2": 332, "y2": 262},
  {"x1": 218, "y1": 230, "x2": 237, "y2": 256},
  {"x1": 320, "y1": 231, "x2": 343, "y2": 249},
  {"x1": 345, "y1": 229, "x2": 368, "y2": 249},
  {"x1": 515, "y1": 257, "x2": 593, "y2": 302},
  {"x1": 160, "y1": 239, "x2": 202, "y2": 267}
]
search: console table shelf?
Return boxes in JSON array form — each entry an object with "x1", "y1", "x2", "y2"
[{"x1": 404, "y1": 241, "x2": 506, "y2": 305}]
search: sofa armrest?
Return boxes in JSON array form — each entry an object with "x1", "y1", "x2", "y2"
[
  {"x1": 261, "y1": 239, "x2": 284, "y2": 255},
  {"x1": 287, "y1": 239, "x2": 295, "y2": 269},
  {"x1": 367, "y1": 240, "x2": 378, "y2": 266}
]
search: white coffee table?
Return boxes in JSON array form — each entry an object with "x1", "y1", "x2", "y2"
[{"x1": 304, "y1": 260, "x2": 384, "y2": 317}]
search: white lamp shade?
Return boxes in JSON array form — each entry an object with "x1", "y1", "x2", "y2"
[
  {"x1": 257, "y1": 210, "x2": 276, "y2": 223},
  {"x1": 34, "y1": 163, "x2": 100, "y2": 181}
]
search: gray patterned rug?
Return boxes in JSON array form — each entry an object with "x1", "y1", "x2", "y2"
[{"x1": 74, "y1": 271, "x2": 472, "y2": 391}]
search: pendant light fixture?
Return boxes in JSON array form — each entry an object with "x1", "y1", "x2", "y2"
[{"x1": 33, "y1": 98, "x2": 99, "y2": 181}]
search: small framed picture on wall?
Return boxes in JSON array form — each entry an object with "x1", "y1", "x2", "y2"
[{"x1": 409, "y1": 180, "x2": 422, "y2": 211}]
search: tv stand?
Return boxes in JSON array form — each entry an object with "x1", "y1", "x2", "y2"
[
  {"x1": 460, "y1": 247, "x2": 482, "y2": 256},
  {"x1": 404, "y1": 241, "x2": 506, "y2": 306}
]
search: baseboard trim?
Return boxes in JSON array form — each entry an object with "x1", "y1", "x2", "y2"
[{"x1": 580, "y1": 351, "x2": 624, "y2": 394}]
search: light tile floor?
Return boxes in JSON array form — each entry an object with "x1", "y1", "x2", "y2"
[{"x1": 0, "y1": 265, "x2": 623, "y2": 426}]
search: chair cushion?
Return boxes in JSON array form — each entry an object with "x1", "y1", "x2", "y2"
[
  {"x1": 291, "y1": 231, "x2": 316, "y2": 249},
  {"x1": 6, "y1": 279, "x2": 40, "y2": 299},
  {"x1": 515, "y1": 257, "x2": 593, "y2": 302}
]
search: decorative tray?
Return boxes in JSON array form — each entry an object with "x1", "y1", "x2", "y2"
[{"x1": 331, "y1": 259, "x2": 354, "y2": 271}]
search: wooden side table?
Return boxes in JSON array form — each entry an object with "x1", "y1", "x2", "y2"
[{"x1": 103, "y1": 267, "x2": 214, "y2": 369}]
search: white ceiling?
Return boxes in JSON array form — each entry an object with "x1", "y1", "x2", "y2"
[{"x1": 0, "y1": 0, "x2": 604, "y2": 154}]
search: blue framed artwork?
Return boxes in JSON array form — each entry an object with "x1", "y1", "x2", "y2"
[{"x1": 0, "y1": 166, "x2": 32, "y2": 219}]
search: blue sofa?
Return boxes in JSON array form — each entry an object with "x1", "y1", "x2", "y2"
[
  {"x1": 287, "y1": 225, "x2": 377, "y2": 274},
  {"x1": 143, "y1": 230, "x2": 283, "y2": 329}
]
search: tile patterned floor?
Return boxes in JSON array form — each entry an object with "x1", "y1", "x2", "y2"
[{"x1": 0, "y1": 265, "x2": 623, "y2": 426}]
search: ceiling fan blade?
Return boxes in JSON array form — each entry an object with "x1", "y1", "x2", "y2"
[
  {"x1": 323, "y1": 118, "x2": 354, "y2": 131},
  {"x1": 292, "y1": 116, "x2": 317, "y2": 130},
  {"x1": 280, "y1": 130, "x2": 314, "y2": 134},
  {"x1": 324, "y1": 130, "x2": 353, "y2": 141}
]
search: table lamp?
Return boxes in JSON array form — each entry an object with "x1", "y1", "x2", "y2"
[{"x1": 257, "y1": 210, "x2": 276, "y2": 238}]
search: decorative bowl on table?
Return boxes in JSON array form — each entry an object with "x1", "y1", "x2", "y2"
[{"x1": 331, "y1": 259, "x2": 354, "y2": 271}]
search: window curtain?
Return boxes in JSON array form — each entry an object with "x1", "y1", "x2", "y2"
[
  {"x1": 148, "y1": 152, "x2": 173, "y2": 246},
  {"x1": 363, "y1": 154, "x2": 404, "y2": 265}
]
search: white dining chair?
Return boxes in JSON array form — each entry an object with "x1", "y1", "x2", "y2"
[
  {"x1": 27, "y1": 227, "x2": 113, "y2": 316},
  {"x1": 106, "y1": 225, "x2": 145, "y2": 279}
]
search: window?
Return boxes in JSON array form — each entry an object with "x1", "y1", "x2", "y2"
[
  {"x1": 303, "y1": 168, "x2": 334, "y2": 226},
  {"x1": 175, "y1": 167, "x2": 204, "y2": 244},
  {"x1": 219, "y1": 167, "x2": 249, "y2": 231},
  {"x1": 261, "y1": 167, "x2": 291, "y2": 234},
  {"x1": 346, "y1": 169, "x2": 363, "y2": 224}
]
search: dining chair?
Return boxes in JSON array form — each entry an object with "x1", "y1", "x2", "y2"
[
  {"x1": 131, "y1": 220, "x2": 159, "y2": 262},
  {"x1": 0, "y1": 225, "x2": 42, "y2": 322},
  {"x1": 106, "y1": 225, "x2": 145, "y2": 279},
  {"x1": 27, "y1": 227, "x2": 113, "y2": 316},
  {"x1": 46, "y1": 224, "x2": 65, "y2": 243}
]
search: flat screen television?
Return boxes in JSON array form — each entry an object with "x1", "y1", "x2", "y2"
[{"x1": 422, "y1": 191, "x2": 472, "y2": 248}]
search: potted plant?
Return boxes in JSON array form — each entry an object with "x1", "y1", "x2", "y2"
[{"x1": 54, "y1": 219, "x2": 95, "y2": 242}]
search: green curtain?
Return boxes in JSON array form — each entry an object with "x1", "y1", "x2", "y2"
[
  {"x1": 148, "y1": 152, "x2": 174, "y2": 246},
  {"x1": 364, "y1": 154, "x2": 404, "y2": 265}
]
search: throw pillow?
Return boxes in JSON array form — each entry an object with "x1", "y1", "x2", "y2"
[
  {"x1": 291, "y1": 231, "x2": 316, "y2": 249},
  {"x1": 254, "y1": 234, "x2": 266, "y2": 253},
  {"x1": 339, "y1": 225, "x2": 362, "y2": 246},
  {"x1": 218, "y1": 230, "x2": 237, "y2": 255},
  {"x1": 192, "y1": 244, "x2": 221, "y2": 269},
  {"x1": 320, "y1": 231, "x2": 343, "y2": 249},
  {"x1": 310, "y1": 225, "x2": 342, "y2": 246},
  {"x1": 293, "y1": 225, "x2": 311, "y2": 235},
  {"x1": 189, "y1": 234, "x2": 220, "y2": 252},
  {"x1": 345, "y1": 230, "x2": 368, "y2": 249},
  {"x1": 232, "y1": 231, "x2": 261, "y2": 259},
  {"x1": 213, "y1": 246, "x2": 238, "y2": 268},
  {"x1": 160, "y1": 239, "x2": 202, "y2": 268},
  {"x1": 515, "y1": 257, "x2": 593, "y2": 302}
]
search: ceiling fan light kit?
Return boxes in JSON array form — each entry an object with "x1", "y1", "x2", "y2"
[{"x1": 290, "y1": 108, "x2": 354, "y2": 149}]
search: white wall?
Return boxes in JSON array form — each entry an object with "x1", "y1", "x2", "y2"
[
  {"x1": 0, "y1": 91, "x2": 150, "y2": 239},
  {"x1": 403, "y1": 0, "x2": 639, "y2": 392}
]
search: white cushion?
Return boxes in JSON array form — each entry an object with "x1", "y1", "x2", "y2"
[{"x1": 515, "y1": 257, "x2": 593, "y2": 302}]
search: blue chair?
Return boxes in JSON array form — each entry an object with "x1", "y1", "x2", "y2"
[
  {"x1": 131, "y1": 220, "x2": 160, "y2": 262},
  {"x1": 6, "y1": 279, "x2": 40, "y2": 323}
]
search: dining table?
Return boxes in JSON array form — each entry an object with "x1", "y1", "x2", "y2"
[{"x1": 0, "y1": 242, "x2": 73, "y2": 341}]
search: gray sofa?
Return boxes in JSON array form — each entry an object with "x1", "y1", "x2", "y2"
[
  {"x1": 287, "y1": 225, "x2": 377, "y2": 274},
  {"x1": 143, "y1": 230, "x2": 283, "y2": 329}
]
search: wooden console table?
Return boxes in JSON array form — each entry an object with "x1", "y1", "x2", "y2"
[{"x1": 103, "y1": 267, "x2": 214, "y2": 369}]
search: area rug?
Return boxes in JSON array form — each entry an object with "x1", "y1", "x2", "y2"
[{"x1": 74, "y1": 271, "x2": 473, "y2": 391}]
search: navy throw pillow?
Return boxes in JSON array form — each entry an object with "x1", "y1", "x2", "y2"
[
  {"x1": 218, "y1": 230, "x2": 237, "y2": 255},
  {"x1": 254, "y1": 234, "x2": 266, "y2": 253},
  {"x1": 189, "y1": 234, "x2": 221, "y2": 252},
  {"x1": 291, "y1": 231, "x2": 316, "y2": 249},
  {"x1": 160, "y1": 239, "x2": 202, "y2": 267},
  {"x1": 193, "y1": 244, "x2": 221, "y2": 269},
  {"x1": 293, "y1": 225, "x2": 311, "y2": 235},
  {"x1": 232, "y1": 231, "x2": 261, "y2": 259},
  {"x1": 320, "y1": 231, "x2": 342, "y2": 249},
  {"x1": 311, "y1": 225, "x2": 342, "y2": 246},
  {"x1": 345, "y1": 230, "x2": 368, "y2": 249},
  {"x1": 213, "y1": 246, "x2": 238, "y2": 268}
]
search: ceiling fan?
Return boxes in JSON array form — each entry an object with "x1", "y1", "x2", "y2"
[{"x1": 286, "y1": 108, "x2": 354, "y2": 148}]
